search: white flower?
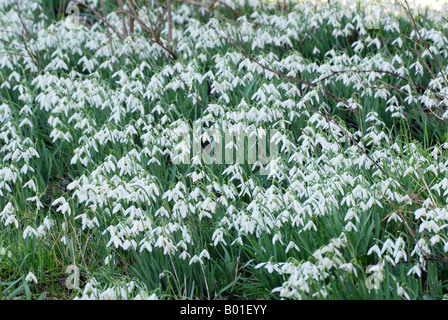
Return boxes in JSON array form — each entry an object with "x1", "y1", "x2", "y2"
[
  {"x1": 25, "y1": 272, "x2": 38, "y2": 284},
  {"x1": 105, "y1": 255, "x2": 114, "y2": 265},
  {"x1": 23, "y1": 226, "x2": 39, "y2": 239},
  {"x1": 407, "y1": 265, "x2": 422, "y2": 277},
  {"x1": 0, "y1": 247, "x2": 12, "y2": 258},
  {"x1": 199, "y1": 249, "x2": 210, "y2": 260},
  {"x1": 397, "y1": 284, "x2": 411, "y2": 300},
  {"x1": 189, "y1": 255, "x2": 203, "y2": 265}
]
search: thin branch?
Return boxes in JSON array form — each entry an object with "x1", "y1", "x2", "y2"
[
  {"x1": 128, "y1": 0, "x2": 135, "y2": 34},
  {"x1": 167, "y1": 0, "x2": 173, "y2": 48},
  {"x1": 398, "y1": 0, "x2": 448, "y2": 86},
  {"x1": 281, "y1": 0, "x2": 286, "y2": 14},
  {"x1": 14, "y1": 0, "x2": 40, "y2": 70},
  {"x1": 118, "y1": 0, "x2": 128, "y2": 38},
  {"x1": 71, "y1": 0, "x2": 122, "y2": 39},
  {"x1": 126, "y1": 5, "x2": 177, "y2": 59},
  {"x1": 100, "y1": 0, "x2": 117, "y2": 70}
]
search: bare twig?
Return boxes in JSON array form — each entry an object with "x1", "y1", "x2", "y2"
[
  {"x1": 398, "y1": 0, "x2": 448, "y2": 86},
  {"x1": 127, "y1": 4, "x2": 177, "y2": 59},
  {"x1": 71, "y1": 0, "x2": 122, "y2": 38},
  {"x1": 100, "y1": 0, "x2": 117, "y2": 70},
  {"x1": 128, "y1": 0, "x2": 135, "y2": 34},
  {"x1": 118, "y1": 0, "x2": 128, "y2": 38},
  {"x1": 167, "y1": 0, "x2": 173, "y2": 48},
  {"x1": 14, "y1": 0, "x2": 40, "y2": 70}
]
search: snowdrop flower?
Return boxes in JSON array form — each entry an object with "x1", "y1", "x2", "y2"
[
  {"x1": 23, "y1": 226, "x2": 39, "y2": 239},
  {"x1": 255, "y1": 261, "x2": 281, "y2": 274},
  {"x1": 407, "y1": 265, "x2": 422, "y2": 277},
  {"x1": 397, "y1": 284, "x2": 411, "y2": 300},
  {"x1": 0, "y1": 247, "x2": 12, "y2": 258},
  {"x1": 25, "y1": 272, "x2": 38, "y2": 284},
  {"x1": 189, "y1": 255, "x2": 203, "y2": 265},
  {"x1": 105, "y1": 255, "x2": 114, "y2": 266}
]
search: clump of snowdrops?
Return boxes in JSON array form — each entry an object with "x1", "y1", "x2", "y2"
[{"x1": 1, "y1": 0, "x2": 448, "y2": 300}]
